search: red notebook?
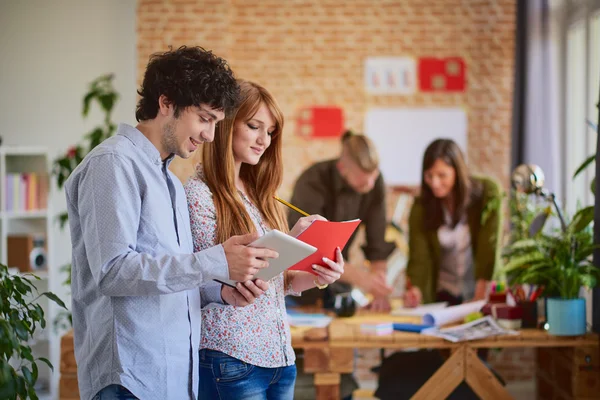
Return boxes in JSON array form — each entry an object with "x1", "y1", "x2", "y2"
[{"x1": 289, "y1": 219, "x2": 361, "y2": 274}]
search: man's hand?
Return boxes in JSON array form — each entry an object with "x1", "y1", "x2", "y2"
[
  {"x1": 470, "y1": 279, "x2": 487, "y2": 302},
  {"x1": 403, "y1": 286, "x2": 422, "y2": 308},
  {"x1": 221, "y1": 279, "x2": 270, "y2": 307},
  {"x1": 367, "y1": 296, "x2": 391, "y2": 312},
  {"x1": 289, "y1": 214, "x2": 327, "y2": 238},
  {"x1": 222, "y1": 232, "x2": 279, "y2": 282},
  {"x1": 359, "y1": 270, "x2": 392, "y2": 298}
]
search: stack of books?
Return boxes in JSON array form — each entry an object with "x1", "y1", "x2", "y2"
[
  {"x1": 360, "y1": 322, "x2": 394, "y2": 336},
  {"x1": 5, "y1": 173, "x2": 48, "y2": 212}
]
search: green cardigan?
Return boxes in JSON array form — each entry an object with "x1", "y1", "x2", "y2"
[{"x1": 406, "y1": 176, "x2": 503, "y2": 304}]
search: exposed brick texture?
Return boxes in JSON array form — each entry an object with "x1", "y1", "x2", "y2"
[
  {"x1": 138, "y1": 0, "x2": 516, "y2": 197},
  {"x1": 137, "y1": 0, "x2": 526, "y2": 384}
]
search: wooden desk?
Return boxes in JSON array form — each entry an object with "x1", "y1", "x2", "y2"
[
  {"x1": 60, "y1": 317, "x2": 599, "y2": 400},
  {"x1": 292, "y1": 314, "x2": 600, "y2": 400}
]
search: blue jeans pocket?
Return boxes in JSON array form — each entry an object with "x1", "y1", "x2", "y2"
[{"x1": 216, "y1": 357, "x2": 254, "y2": 382}]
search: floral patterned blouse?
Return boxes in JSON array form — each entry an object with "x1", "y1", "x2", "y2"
[{"x1": 184, "y1": 167, "x2": 296, "y2": 368}]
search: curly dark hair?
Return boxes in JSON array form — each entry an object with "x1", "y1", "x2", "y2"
[{"x1": 135, "y1": 46, "x2": 239, "y2": 122}]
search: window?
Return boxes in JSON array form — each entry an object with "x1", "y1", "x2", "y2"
[
  {"x1": 562, "y1": 0, "x2": 600, "y2": 330},
  {"x1": 563, "y1": 4, "x2": 600, "y2": 215},
  {"x1": 565, "y1": 21, "x2": 588, "y2": 215},
  {"x1": 588, "y1": 12, "x2": 600, "y2": 202}
]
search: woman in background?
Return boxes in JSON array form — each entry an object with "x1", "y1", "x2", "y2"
[
  {"x1": 185, "y1": 80, "x2": 344, "y2": 400},
  {"x1": 376, "y1": 138, "x2": 503, "y2": 400},
  {"x1": 403, "y1": 138, "x2": 502, "y2": 307}
]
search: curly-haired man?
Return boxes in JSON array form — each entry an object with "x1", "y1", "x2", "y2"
[{"x1": 65, "y1": 46, "x2": 277, "y2": 400}]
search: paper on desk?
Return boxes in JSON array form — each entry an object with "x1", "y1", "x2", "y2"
[
  {"x1": 391, "y1": 302, "x2": 448, "y2": 317},
  {"x1": 287, "y1": 312, "x2": 333, "y2": 328},
  {"x1": 422, "y1": 300, "x2": 486, "y2": 327},
  {"x1": 421, "y1": 316, "x2": 518, "y2": 342}
]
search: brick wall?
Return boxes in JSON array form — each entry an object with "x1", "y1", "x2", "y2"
[
  {"x1": 138, "y1": 0, "x2": 516, "y2": 197},
  {"x1": 137, "y1": 0, "x2": 530, "y2": 385}
]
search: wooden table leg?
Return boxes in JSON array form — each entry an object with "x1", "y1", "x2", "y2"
[
  {"x1": 412, "y1": 345, "x2": 466, "y2": 399},
  {"x1": 464, "y1": 347, "x2": 513, "y2": 400},
  {"x1": 314, "y1": 372, "x2": 341, "y2": 400}
]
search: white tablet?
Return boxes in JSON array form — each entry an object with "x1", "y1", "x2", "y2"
[{"x1": 214, "y1": 229, "x2": 317, "y2": 288}]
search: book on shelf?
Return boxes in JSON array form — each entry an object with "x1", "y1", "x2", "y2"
[{"x1": 4, "y1": 173, "x2": 48, "y2": 212}]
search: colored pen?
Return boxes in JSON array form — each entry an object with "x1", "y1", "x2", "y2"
[
  {"x1": 273, "y1": 196, "x2": 310, "y2": 217},
  {"x1": 528, "y1": 285, "x2": 537, "y2": 301},
  {"x1": 530, "y1": 287, "x2": 544, "y2": 302}
]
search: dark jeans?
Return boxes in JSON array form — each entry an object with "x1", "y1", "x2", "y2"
[
  {"x1": 198, "y1": 349, "x2": 296, "y2": 400},
  {"x1": 93, "y1": 385, "x2": 138, "y2": 400}
]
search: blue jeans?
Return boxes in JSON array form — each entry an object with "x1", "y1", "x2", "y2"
[
  {"x1": 93, "y1": 385, "x2": 138, "y2": 400},
  {"x1": 198, "y1": 349, "x2": 297, "y2": 400}
]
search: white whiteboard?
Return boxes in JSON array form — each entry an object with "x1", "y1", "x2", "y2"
[{"x1": 364, "y1": 108, "x2": 468, "y2": 186}]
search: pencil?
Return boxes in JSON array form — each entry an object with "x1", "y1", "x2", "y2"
[{"x1": 273, "y1": 196, "x2": 310, "y2": 217}]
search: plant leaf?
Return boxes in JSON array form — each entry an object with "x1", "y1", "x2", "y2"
[
  {"x1": 501, "y1": 252, "x2": 547, "y2": 274},
  {"x1": 57, "y1": 212, "x2": 69, "y2": 230},
  {"x1": 19, "y1": 345, "x2": 33, "y2": 362},
  {"x1": 82, "y1": 89, "x2": 99, "y2": 116},
  {"x1": 581, "y1": 273, "x2": 597, "y2": 289},
  {"x1": 21, "y1": 365, "x2": 34, "y2": 386},
  {"x1": 13, "y1": 321, "x2": 29, "y2": 341},
  {"x1": 573, "y1": 154, "x2": 595, "y2": 179},
  {"x1": 0, "y1": 363, "x2": 17, "y2": 399},
  {"x1": 40, "y1": 292, "x2": 67, "y2": 309},
  {"x1": 31, "y1": 361, "x2": 38, "y2": 383},
  {"x1": 37, "y1": 357, "x2": 53, "y2": 372},
  {"x1": 569, "y1": 205, "x2": 595, "y2": 233}
]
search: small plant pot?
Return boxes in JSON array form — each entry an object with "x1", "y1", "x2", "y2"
[{"x1": 546, "y1": 297, "x2": 586, "y2": 336}]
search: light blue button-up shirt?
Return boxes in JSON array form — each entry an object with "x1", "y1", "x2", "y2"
[{"x1": 65, "y1": 123, "x2": 228, "y2": 400}]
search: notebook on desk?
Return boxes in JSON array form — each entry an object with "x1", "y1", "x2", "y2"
[{"x1": 214, "y1": 229, "x2": 317, "y2": 288}]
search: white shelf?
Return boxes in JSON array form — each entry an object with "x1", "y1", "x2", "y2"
[
  {"x1": 8, "y1": 268, "x2": 49, "y2": 280},
  {"x1": 1, "y1": 209, "x2": 48, "y2": 219},
  {"x1": 0, "y1": 146, "x2": 49, "y2": 156},
  {"x1": 0, "y1": 146, "x2": 56, "y2": 398}
]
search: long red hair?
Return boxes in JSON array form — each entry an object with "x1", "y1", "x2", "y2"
[{"x1": 201, "y1": 80, "x2": 288, "y2": 243}]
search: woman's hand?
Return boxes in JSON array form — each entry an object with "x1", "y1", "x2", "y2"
[
  {"x1": 289, "y1": 214, "x2": 327, "y2": 237},
  {"x1": 221, "y1": 279, "x2": 269, "y2": 307},
  {"x1": 312, "y1": 247, "x2": 345, "y2": 286}
]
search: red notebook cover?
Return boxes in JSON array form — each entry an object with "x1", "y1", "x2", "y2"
[{"x1": 289, "y1": 219, "x2": 361, "y2": 274}]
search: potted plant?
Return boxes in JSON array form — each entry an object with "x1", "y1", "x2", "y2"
[
  {"x1": 501, "y1": 202, "x2": 599, "y2": 335},
  {"x1": 0, "y1": 263, "x2": 67, "y2": 399}
]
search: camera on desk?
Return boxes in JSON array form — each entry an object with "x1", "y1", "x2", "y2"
[{"x1": 8, "y1": 234, "x2": 47, "y2": 272}]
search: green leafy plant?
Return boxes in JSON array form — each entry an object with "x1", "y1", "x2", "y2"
[
  {"x1": 0, "y1": 264, "x2": 67, "y2": 399},
  {"x1": 507, "y1": 191, "x2": 550, "y2": 244},
  {"x1": 501, "y1": 205, "x2": 600, "y2": 299},
  {"x1": 53, "y1": 74, "x2": 119, "y2": 228},
  {"x1": 52, "y1": 74, "x2": 119, "y2": 330},
  {"x1": 500, "y1": 117, "x2": 600, "y2": 298}
]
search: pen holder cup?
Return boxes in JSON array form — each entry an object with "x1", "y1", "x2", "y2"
[{"x1": 521, "y1": 300, "x2": 538, "y2": 328}]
